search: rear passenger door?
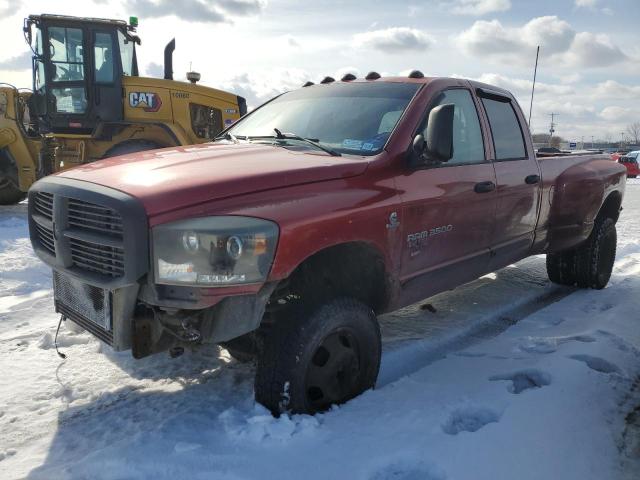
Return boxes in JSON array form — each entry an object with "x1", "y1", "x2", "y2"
[
  {"x1": 397, "y1": 87, "x2": 497, "y2": 303},
  {"x1": 477, "y1": 89, "x2": 541, "y2": 268}
]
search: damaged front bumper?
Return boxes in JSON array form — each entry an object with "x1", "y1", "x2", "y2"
[{"x1": 29, "y1": 176, "x2": 275, "y2": 358}]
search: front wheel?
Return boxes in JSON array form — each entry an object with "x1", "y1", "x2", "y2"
[
  {"x1": 255, "y1": 298, "x2": 381, "y2": 415},
  {"x1": 0, "y1": 177, "x2": 26, "y2": 205}
]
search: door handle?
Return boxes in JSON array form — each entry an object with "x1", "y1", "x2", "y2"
[
  {"x1": 474, "y1": 181, "x2": 496, "y2": 193},
  {"x1": 525, "y1": 174, "x2": 540, "y2": 184}
]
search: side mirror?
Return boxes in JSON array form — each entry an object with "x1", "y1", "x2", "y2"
[{"x1": 425, "y1": 103, "x2": 454, "y2": 162}]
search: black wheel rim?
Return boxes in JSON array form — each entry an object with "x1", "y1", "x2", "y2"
[{"x1": 304, "y1": 328, "x2": 362, "y2": 412}]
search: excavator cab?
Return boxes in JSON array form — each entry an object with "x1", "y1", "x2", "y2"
[{"x1": 24, "y1": 14, "x2": 140, "y2": 134}]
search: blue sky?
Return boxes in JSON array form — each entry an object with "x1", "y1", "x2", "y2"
[{"x1": 1, "y1": 0, "x2": 638, "y2": 141}]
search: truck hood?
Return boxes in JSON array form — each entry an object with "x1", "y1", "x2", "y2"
[{"x1": 57, "y1": 143, "x2": 369, "y2": 216}]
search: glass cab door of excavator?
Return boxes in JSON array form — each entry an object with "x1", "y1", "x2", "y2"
[{"x1": 25, "y1": 15, "x2": 139, "y2": 134}]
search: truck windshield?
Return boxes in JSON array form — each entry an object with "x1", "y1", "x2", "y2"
[{"x1": 226, "y1": 82, "x2": 420, "y2": 156}]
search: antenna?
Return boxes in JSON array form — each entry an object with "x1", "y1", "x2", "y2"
[{"x1": 528, "y1": 45, "x2": 540, "y2": 126}]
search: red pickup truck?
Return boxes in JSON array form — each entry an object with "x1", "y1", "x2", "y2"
[{"x1": 28, "y1": 74, "x2": 626, "y2": 415}]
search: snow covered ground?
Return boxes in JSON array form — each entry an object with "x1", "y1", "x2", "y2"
[{"x1": 1, "y1": 180, "x2": 639, "y2": 480}]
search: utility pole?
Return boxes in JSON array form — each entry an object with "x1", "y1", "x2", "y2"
[
  {"x1": 620, "y1": 132, "x2": 625, "y2": 149},
  {"x1": 548, "y1": 113, "x2": 559, "y2": 147},
  {"x1": 581, "y1": 136, "x2": 584, "y2": 149},
  {"x1": 591, "y1": 135, "x2": 594, "y2": 148}
]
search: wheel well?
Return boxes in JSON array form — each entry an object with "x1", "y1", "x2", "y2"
[
  {"x1": 102, "y1": 139, "x2": 164, "y2": 158},
  {"x1": 270, "y1": 242, "x2": 390, "y2": 315},
  {"x1": 598, "y1": 191, "x2": 623, "y2": 223}
]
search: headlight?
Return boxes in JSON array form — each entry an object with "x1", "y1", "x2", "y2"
[{"x1": 152, "y1": 216, "x2": 279, "y2": 286}]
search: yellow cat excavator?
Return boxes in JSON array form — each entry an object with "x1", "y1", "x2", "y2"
[{"x1": 0, "y1": 14, "x2": 246, "y2": 204}]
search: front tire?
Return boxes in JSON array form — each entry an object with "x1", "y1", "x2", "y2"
[
  {"x1": 0, "y1": 177, "x2": 26, "y2": 205},
  {"x1": 255, "y1": 297, "x2": 381, "y2": 415},
  {"x1": 575, "y1": 217, "x2": 617, "y2": 289}
]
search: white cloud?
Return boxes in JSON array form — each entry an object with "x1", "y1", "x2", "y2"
[
  {"x1": 591, "y1": 80, "x2": 640, "y2": 100},
  {"x1": 449, "y1": 0, "x2": 511, "y2": 16},
  {"x1": 521, "y1": 16, "x2": 575, "y2": 54},
  {"x1": 457, "y1": 19, "x2": 521, "y2": 55},
  {"x1": 457, "y1": 16, "x2": 628, "y2": 68},
  {"x1": 122, "y1": 0, "x2": 266, "y2": 24},
  {"x1": 219, "y1": 68, "x2": 309, "y2": 109},
  {"x1": 599, "y1": 106, "x2": 634, "y2": 121},
  {"x1": 474, "y1": 73, "x2": 574, "y2": 96},
  {"x1": 563, "y1": 32, "x2": 627, "y2": 67},
  {"x1": 353, "y1": 27, "x2": 434, "y2": 53},
  {"x1": 0, "y1": 51, "x2": 30, "y2": 71},
  {"x1": 575, "y1": 0, "x2": 597, "y2": 7}
]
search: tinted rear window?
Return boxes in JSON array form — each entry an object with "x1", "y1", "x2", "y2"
[{"x1": 482, "y1": 98, "x2": 527, "y2": 160}]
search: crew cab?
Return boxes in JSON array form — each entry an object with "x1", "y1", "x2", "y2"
[{"x1": 28, "y1": 73, "x2": 626, "y2": 415}]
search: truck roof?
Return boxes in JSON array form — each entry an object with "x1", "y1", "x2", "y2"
[{"x1": 301, "y1": 74, "x2": 514, "y2": 99}]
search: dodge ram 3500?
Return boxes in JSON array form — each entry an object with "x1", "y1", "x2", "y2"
[{"x1": 28, "y1": 73, "x2": 626, "y2": 415}]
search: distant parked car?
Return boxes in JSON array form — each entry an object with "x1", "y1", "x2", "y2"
[
  {"x1": 619, "y1": 151, "x2": 640, "y2": 178},
  {"x1": 611, "y1": 150, "x2": 630, "y2": 162}
]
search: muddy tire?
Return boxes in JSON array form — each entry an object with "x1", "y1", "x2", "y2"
[
  {"x1": 0, "y1": 177, "x2": 26, "y2": 205},
  {"x1": 255, "y1": 297, "x2": 381, "y2": 415},
  {"x1": 546, "y1": 250, "x2": 577, "y2": 286},
  {"x1": 575, "y1": 217, "x2": 617, "y2": 289}
]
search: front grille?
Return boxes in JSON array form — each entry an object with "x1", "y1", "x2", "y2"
[
  {"x1": 67, "y1": 198, "x2": 123, "y2": 238},
  {"x1": 28, "y1": 179, "x2": 148, "y2": 290},
  {"x1": 70, "y1": 237, "x2": 125, "y2": 277},
  {"x1": 53, "y1": 271, "x2": 113, "y2": 345},
  {"x1": 34, "y1": 223, "x2": 55, "y2": 256},
  {"x1": 34, "y1": 192, "x2": 53, "y2": 220}
]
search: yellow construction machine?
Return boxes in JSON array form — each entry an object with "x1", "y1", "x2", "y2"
[{"x1": 0, "y1": 14, "x2": 246, "y2": 204}]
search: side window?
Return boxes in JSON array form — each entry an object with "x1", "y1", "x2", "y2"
[
  {"x1": 94, "y1": 32, "x2": 115, "y2": 84},
  {"x1": 190, "y1": 104, "x2": 223, "y2": 138},
  {"x1": 118, "y1": 31, "x2": 134, "y2": 76},
  {"x1": 48, "y1": 27, "x2": 84, "y2": 82},
  {"x1": 481, "y1": 98, "x2": 527, "y2": 160},
  {"x1": 425, "y1": 89, "x2": 485, "y2": 165}
]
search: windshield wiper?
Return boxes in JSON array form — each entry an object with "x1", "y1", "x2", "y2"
[
  {"x1": 213, "y1": 132, "x2": 244, "y2": 143},
  {"x1": 274, "y1": 128, "x2": 341, "y2": 157},
  {"x1": 247, "y1": 129, "x2": 341, "y2": 157}
]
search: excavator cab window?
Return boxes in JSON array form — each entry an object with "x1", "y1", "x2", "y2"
[
  {"x1": 118, "y1": 31, "x2": 135, "y2": 76},
  {"x1": 25, "y1": 15, "x2": 139, "y2": 134}
]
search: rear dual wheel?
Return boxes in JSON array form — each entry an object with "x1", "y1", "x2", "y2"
[
  {"x1": 546, "y1": 216, "x2": 617, "y2": 290},
  {"x1": 255, "y1": 297, "x2": 381, "y2": 415}
]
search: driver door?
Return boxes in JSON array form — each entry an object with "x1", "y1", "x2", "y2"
[
  {"x1": 90, "y1": 29, "x2": 124, "y2": 126},
  {"x1": 396, "y1": 87, "x2": 498, "y2": 304}
]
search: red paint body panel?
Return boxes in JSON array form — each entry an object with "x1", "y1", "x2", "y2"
[
  {"x1": 52, "y1": 77, "x2": 627, "y2": 312},
  {"x1": 58, "y1": 142, "x2": 369, "y2": 217}
]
